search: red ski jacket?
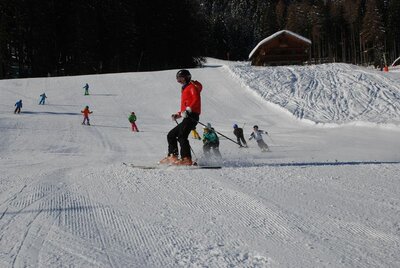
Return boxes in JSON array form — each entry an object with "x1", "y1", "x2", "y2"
[
  {"x1": 179, "y1": 80, "x2": 202, "y2": 115},
  {"x1": 81, "y1": 108, "x2": 92, "y2": 117}
]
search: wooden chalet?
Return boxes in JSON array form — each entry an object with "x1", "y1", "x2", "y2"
[{"x1": 249, "y1": 30, "x2": 311, "y2": 66}]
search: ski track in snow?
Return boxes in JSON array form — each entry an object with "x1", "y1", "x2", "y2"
[
  {"x1": 228, "y1": 62, "x2": 400, "y2": 126},
  {"x1": 1, "y1": 61, "x2": 400, "y2": 267}
]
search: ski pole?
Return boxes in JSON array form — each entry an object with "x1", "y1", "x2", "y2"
[
  {"x1": 195, "y1": 119, "x2": 244, "y2": 147},
  {"x1": 266, "y1": 132, "x2": 274, "y2": 143}
]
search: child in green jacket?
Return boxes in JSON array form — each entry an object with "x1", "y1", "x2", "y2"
[
  {"x1": 202, "y1": 125, "x2": 221, "y2": 158},
  {"x1": 128, "y1": 112, "x2": 139, "y2": 132}
]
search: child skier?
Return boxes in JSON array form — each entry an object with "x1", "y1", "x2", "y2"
[
  {"x1": 233, "y1": 124, "x2": 248, "y2": 147},
  {"x1": 202, "y1": 125, "x2": 222, "y2": 158},
  {"x1": 83, "y1": 83, "x2": 89, "y2": 95},
  {"x1": 249, "y1": 125, "x2": 269, "y2": 152},
  {"x1": 81, "y1": 106, "x2": 93, "y2": 125},
  {"x1": 128, "y1": 112, "x2": 139, "y2": 132},
  {"x1": 39, "y1": 93, "x2": 47, "y2": 105},
  {"x1": 14, "y1": 99, "x2": 23, "y2": 114}
]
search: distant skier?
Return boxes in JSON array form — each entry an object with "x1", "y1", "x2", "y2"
[
  {"x1": 128, "y1": 112, "x2": 139, "y2": 132},
  {"x1": 39, "y1": 93, "x2": 47, "y2": 105},
  {"x1": 14, "y1": 99, "x2": 23, "y2": 114},
  {"x1": 202, "y1": 125, "x2": 222, "y2": 158},
  {"x1": 249, "y1": 125, "x2": 269, "y2": 152},
  {"x1": 81, "y1": 106, "x2": 93, "y2": 125},
  {"x1": 83, "y1": 83, "x2": 89, "y2": 95},
  {"x1": 233, "y1": 124, "x2": 248, "y2": 148},
  {"x1": 159, "y1": 69, "x2": 202, "y2": 166}
]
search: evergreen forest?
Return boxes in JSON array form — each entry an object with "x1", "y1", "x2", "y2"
[{"x1": 0, "y1": 0, "x2": 399, "y2": 78}]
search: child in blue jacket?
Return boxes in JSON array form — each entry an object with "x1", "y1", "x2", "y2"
[
  {"x1": 39, "y1": 93, "x2": 47, "y2": 105},
  {"x1": 14, "y1": 100, "x2": 23, "y2": 114},
  {"x1": 83, "y1": 83, "x2": 89, "y2": 95}
]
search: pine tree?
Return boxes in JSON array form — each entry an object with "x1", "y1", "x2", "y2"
[
  {"x1": 276, "y1": 0, "x2": 287, "y2": 30},
  {"x1": 342, "y1": 0, "x2": 364, "y2": 64},
  {"x1": 253, "y1": 0, "x2": 278, "y2": 52},
  {"x1": 285, "y1": 1, "x2": 311, "y2": 37},
  {"x1": 388, "y1": 0, "x2": 400, "y2": 62},
  {"x1": 361, "y1": 0, "x2": 385, "y2": 66},
  {"x1": 327, "y1": 0, "x2": 347, "y2": 62}
]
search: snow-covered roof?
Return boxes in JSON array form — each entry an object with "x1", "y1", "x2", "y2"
[
  {"x1": 249, "y1": 30, "x2": 312, "y2": 59},
  {"x1": 392, "y1": 56, "x2": 400, "y2": 67}
]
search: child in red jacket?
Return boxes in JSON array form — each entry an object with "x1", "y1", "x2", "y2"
[{"x1": 81, "y1": 106, "x2": 93, "y2": 125}]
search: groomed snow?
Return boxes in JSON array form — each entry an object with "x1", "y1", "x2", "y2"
[{"x1": 1, "y1": 59, "x2": 400, "y2": 267}]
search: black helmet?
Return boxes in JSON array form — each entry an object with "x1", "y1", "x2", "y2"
[
  {"x1": 253, "y1": 125, "x2": 258, "y2": 129},
  {"x1": 176, "y1": 69, "x2": 191, "y2": 82}
]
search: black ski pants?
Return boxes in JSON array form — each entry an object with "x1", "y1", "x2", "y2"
[
  {"x1": 236, "y1": 134, "x2": 247, "y2": 146},
  {"x1": 167, "y1": 113, "x2": 199, "y2": 159},
  {"x1": 203, "y1": 142, "x2": 222, "y2": 158}
]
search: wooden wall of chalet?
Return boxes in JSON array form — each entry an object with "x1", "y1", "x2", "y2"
[{"x1": 251, "y1": 33, "x2": 310, "y2": 66}]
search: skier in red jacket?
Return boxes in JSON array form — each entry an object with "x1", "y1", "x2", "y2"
[
  {"x1": 159, "y1": 69, "x2": 202, "y2": 166},
  {"x1": 81, "y1": 106, "x2": 93, "y2": 125}
]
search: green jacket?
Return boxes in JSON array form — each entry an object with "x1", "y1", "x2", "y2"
[
  {"x1": 128, "y1": 114, "x2": 137, "y2": 123},
  {"x1": 203, "y1": 131, "x2": 218, "y2": 144}
]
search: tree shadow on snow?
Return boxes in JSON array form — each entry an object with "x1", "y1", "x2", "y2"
[
  {"x1": 47, "y1": 104, "x2": 80, "y2": 107},
  {"x1": 1, "y1": 205, "x2": 96, "y2": 216},
  {"x1": 202, "y1": 64, "x2": 223, "y2": 68},
  {"x1": 93, "y1": 124, "x2": 130, "y2": 129},
  {"x1": 90, "y1": 93, "x2": 117, "y2": 96},
  {"x1": 22, "y1": 111, "x2": 80, "y2": 115},
  {"x1": 224, "y1": 160, "x2": 400, "y2": 168}
]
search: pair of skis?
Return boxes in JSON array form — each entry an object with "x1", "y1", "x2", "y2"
[{"x1": 122, "y1": 162, "x2": 222, "y2": 170}]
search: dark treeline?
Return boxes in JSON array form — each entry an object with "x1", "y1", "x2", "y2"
[
  {"x1": 1, "y1": 0, "x2": 399, "y2": 78},
  {"x1": 0, "y1": 0, "x2": 207, "y2": 78}
]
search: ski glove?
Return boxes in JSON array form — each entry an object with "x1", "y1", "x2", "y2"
[
  {"x1": 171, "y1": 113, "x2": 180, "y2": 120},
  {"x1": 181, "y1": 107, "x2": 192, "y2": 118}
]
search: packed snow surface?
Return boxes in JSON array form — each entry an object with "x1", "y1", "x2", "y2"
[
  {"x1": 229, "y1": 62, "x2": 400, "y2": 126},
  {"x1": 1, "y1": 59, "x2": 400, "y2": 267}
]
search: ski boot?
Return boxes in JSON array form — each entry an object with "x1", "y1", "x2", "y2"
[
  {"x1": 159, "y1": 154, "x2": 178, "y2": 165},
  {"x1": 172, "y1": 157, "x2": 193, "y2": 166}
]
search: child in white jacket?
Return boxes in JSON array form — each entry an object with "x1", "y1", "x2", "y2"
[{"x1": 249, "y1": 125, "x2": 269, "y2": 152}]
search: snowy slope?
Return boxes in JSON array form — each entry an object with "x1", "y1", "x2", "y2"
[
  {"x1": 229, "y1": 62, "x2": 400, "y2": 126},
  {"x1": 0, "y1": 61, "x2": 400, "y2": 267}
]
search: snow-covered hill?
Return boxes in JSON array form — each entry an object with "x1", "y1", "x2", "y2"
[
  {"x1": 229, "y1": 62, "x2": 400, "y2": 126},
  {"x1": 0, "y1": 60, "x2": 399, "y2": 267}
]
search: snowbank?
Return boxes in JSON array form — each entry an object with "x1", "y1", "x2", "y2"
[{"x1": 227, "y1": 61, "x2": 400, "y2": 127}]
